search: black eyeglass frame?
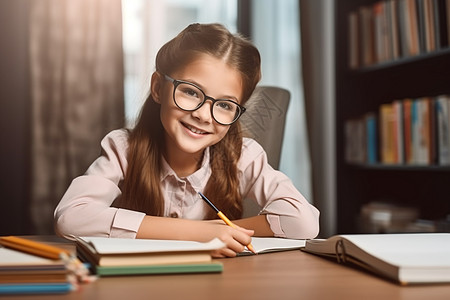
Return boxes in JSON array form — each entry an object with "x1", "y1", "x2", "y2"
[{"x1": 163, "y1": 74, "x2": 246, "y2": 125}]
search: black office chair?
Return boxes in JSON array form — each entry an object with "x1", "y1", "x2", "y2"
[{"x1": 239, "y1": 86, "x2": 291, "y2": 217}]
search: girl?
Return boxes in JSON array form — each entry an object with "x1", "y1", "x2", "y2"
[{"x1": 54, "y1": 23, "x2": 319, "y2": 258}]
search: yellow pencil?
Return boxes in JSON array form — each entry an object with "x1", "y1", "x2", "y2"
[
  {"x1": 0, "y1": 236, "x2": 92, "y2": 283},
  {"x1": 0, "y1": 236, "x2": 70, "y2": 260},
  {"x1": 198, "y1": 192, "x2": 256, "y2": 254}
]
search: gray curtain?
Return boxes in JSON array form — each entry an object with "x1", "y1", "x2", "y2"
[
  {"x1": 29, "y1": 0, "x2": 125, "y2": 234},
  {"x1": 300, "y1": 0, "x2": 337, "y2": 237}
]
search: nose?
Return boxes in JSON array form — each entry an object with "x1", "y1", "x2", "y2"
[{"x1": 191, "y1": 100, "x2": 213, "y2": 123}]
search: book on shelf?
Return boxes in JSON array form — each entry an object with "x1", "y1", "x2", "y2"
[
  {"x1": 436, "y1": 95, "x2": 450, "y2": 164},
  {"x1": 411, "y1": 97, "x2": 434, "y2": 164},
  {"x1": 345, "y1": 95, "x2": 450, "y2": 166},
  {"x1": 448, "y1": 0, "x2": 450, "y2": 43},
  {"x1": 344, "y1": 114, "x2": 378, "y2": 164},
  {"x1": 366, "y1": 113, "x2": 378, "y2": 164},
  {"x1": 74, "y1": 236, "x2": 225, "y2": 276},
  {"x1": 423, "y1": 0, "x2": 437, "y2": 51},
  {"x1": 348, "y1": 11, "x2": 360, "y2": 69},
  {"x1": 345, "y1": 117, "x2": 366, "y2": 164},
  {"x1": 360, "y1": 5, "x2": 376, "y2": 66},
  {"x1": 393, "y1": 100, "x2": 405, "y2": 163},
  {"x1": 403, "y1": 98, "x2": 414, "y2": 163},
  {"x1": 347, "y1": 0, "x2": 449, "y2": 69},
  {"x1": 404, "y1": 0, "x2": 421, "y2": 56},
  {"x1": 373, "y1": 1, "x2": 389, "y2": 63},
  {"x1": 302, "y1": 233, "x2": 450, "y2": 285},
  {"x1": 379, "y1": 103, "x2": 398, "y2": 164},
  {"x1": 389, "y1": 0, "x2": 401, "y2": 59}
]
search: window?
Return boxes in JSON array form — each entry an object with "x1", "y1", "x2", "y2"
[{"x1": 251, "y1": 0, "x2": 311, "y2": 199}]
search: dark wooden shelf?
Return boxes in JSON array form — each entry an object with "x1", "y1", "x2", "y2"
[
  {"x1": 335, "y1": 0, "x2": 450, "y2": 234},
  {"x1": 349, "y1": 47, "x2": 450, "y2": 73},
  {"x1": 347, "y1": 163, "x2": 450, "y2": 172}
]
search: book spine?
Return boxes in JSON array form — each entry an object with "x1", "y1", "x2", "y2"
[
  {"x1": 436, "y1": 95, "x2": 450, "y2": 164},
  {"x1": 366, "y1": 113, "x2": 378, "y2": 164},
  {"x1": 380, "y1": 103, "x2": 397, "y2": 164},
  {"x1": 345, "y1": 95, "x2": 450, "y2": 166},
  {"x1": 346, "y1": 0, "x2": 448, "y2": 69}
]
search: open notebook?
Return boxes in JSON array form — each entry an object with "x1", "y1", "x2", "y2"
[
  {"x1": 302, "y1": 233, "x2": 450, "y2": 285},
  {"x1": 239, "y1": 237, "x2": 306, "y2": 256}
]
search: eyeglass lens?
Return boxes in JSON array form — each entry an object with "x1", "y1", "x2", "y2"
[{"x1": 174, "y1": 82, "x2": 241, "y2": 125}]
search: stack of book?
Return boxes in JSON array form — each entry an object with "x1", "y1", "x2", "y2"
[
  {"x1": 74, "y1": 236, "x2": 225, "y2": 276},
  {"x1": 345, "y1": 94, "x2": 450, "y2": 166},
  {"x1": 0, "y1": 236, "x2": 82, "y2": 295}
]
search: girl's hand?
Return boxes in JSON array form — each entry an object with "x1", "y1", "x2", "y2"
[
  {"x1": 136, "y1": 215, "x2": 255, "y2": 257},
  {"x1": 206, "y1": 220, "x2": 254, "y2": 258}
]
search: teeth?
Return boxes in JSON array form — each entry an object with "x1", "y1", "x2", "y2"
[{"x1": 186, "y1": 124, "x2": 206, "y2": 134}]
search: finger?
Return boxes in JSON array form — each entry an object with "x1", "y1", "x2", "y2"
[
  {"x1": 227, "y1": 236, "x2": 249, "y2": 254},
  {"x1": 232, "y1": 229, "x2": 253, "y2": 247},
  {"x1": 232, "y1": 224, "x2": 254, "y2": 236},
  {"x1": 217, "y1": 247, "x2": 238, "y2": 258},
  {"x1": 211, "y1": 249, "x2": 226, "y2": 258}
]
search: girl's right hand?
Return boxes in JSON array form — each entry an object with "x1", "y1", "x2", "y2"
[
  {"x1": 136, "y1": 215, "x2": 254, "y2": 257},
  {"x1": 205, "y1": 220, "x2": 254, "y2": 258}
]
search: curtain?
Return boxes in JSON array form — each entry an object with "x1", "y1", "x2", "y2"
[
  {"x1": 29, "y1": 0, "x2": 125, "y2": 234},
  {"x1": 300, "y1": 0, "x2": 336, "y2": 237},
  {"x1": 251, "y1": 0, "x2": 312, "y2": 201}
]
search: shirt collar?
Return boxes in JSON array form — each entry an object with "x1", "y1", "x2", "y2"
[{"x1": 160, "y1": 147, "x2": 211, "y2": 190}]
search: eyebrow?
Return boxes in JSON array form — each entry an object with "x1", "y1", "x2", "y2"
[{"x1": 180, "y1": 78, "x2": 240, "y2": 103}]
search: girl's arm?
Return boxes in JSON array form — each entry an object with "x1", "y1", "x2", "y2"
[
  {"x1": 233, "y1": 215, "x2": 274, "y2": 237},
  {"x1": 239, "y1": 138, "x2": 320, "y2": 239},
  {"x1": 136, "y1": 215, "x2": 254, "y2": 258},
  {"x1": 54, "y1": 130, "x2": 142, "y2": 239}
]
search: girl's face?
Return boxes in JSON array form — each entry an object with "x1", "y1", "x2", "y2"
[{"x1": 153, "y1": 54, "x2": 244, "y2": 162}]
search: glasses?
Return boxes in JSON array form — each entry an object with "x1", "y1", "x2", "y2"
[{"x1": 163, "y1": 74, "x2": 246, "y2": 125}]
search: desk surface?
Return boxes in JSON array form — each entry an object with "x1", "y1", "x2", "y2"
[{"x1": 3, "y1": 250, "x2": 450, "y2": 300}]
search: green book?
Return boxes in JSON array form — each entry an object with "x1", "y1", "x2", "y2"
[{"x1": 94, "y1": 262, "x2": 223, "y2": 276}]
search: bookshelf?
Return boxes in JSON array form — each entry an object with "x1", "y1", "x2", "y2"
[{"x1": 335, "y1": 0, "x2": 450, "y2": 233}]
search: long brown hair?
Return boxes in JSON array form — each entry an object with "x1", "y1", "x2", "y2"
[{"x1": 118, "y1": 23, "x2": 261, "y2": 220}]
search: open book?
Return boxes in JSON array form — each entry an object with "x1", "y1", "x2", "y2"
[
  {"x1": 302, "y1": 233, "x2": 450, "y2": 285},
  {"x1": 75, "y1": 237, "x2": 225, "y2": 276},
  {"x1": 239, "y1": 237, "x2": 306, "y2": 256}
]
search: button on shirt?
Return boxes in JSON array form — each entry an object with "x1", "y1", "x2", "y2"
[
  {"x1": 159, "y1": 151, "x2": 211, "y2": 220},
  {"x1": 54, "y1": 130, "x2": 320, "y2": 240}
]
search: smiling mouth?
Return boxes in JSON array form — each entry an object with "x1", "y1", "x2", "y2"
[{"x1": 182, "y1": 122, "x2": 209, "y2": 135}]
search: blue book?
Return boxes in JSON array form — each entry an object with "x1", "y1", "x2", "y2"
[
  {"x1": 0, "y1": 246, "x2": 73, "y2": 295},
  {"x1": 366, "y1": 113, "x2": 377, "y2": 164},
  {"x1": 0, "y1": 283, "x2": 72, "y2": 295}
]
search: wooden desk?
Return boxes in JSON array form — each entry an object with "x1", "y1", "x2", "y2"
[{"x1": 3, "y1": 249, "x2": 450, "y2": 300}]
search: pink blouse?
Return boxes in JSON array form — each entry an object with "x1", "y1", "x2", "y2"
[{"x1": 54, "y1": 129, "x2": 319, "y2": 239}]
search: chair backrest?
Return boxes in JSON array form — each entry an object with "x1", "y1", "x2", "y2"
[
  {"x1": 240, "y1": 86, "x2": 291, "y2": 170},
  {"x1": 239, "y1": 86, "x2": 291, "y2": 217}
]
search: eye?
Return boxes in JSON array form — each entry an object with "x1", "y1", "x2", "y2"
[
  {"x1": 185, "y1": 88, "x2": 199, "y2": 98},
  {"x1": 179, "y1": 84, "x2": 201, "y2": 99},
  {"x1": 216, "y1": 101, "x2": 235, "y2": 111}
]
